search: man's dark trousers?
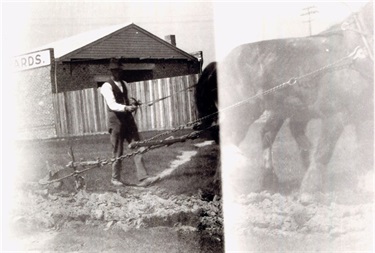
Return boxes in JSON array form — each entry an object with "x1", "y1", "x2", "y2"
[{"x1": 110, "y1": 115, "x2": 148, "y2": 182}]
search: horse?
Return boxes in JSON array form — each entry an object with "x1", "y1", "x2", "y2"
[
  {"x1": 193, "y1": 62, "x2": 224, "y2": 192},
  {"x1": 194, "y1": 61, "x2": 219, "y2": 143},
  {"x1": 195, "y1": 2, "x2": 373, "y2": 201}
]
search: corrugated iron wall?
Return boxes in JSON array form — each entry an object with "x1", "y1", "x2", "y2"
[
  {"x1": 15, "y1": 64, "x2": 57, "y2": 140},
  {"x1": 53, "y1": 74, "x2": 199, "y2": 137}
]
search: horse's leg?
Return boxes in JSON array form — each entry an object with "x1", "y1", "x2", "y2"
[
  {"x1": 300, "y1": 113, "x2": 345, "y2": 202},
  {"x1": 353, "y1": 120, "x2": 374, "y2": 192},
  {"x1": 219, "y1": 100, "x2": 265, "y2": 195},
  {"x1": 261, "y1": 112, "x2": 284, "y2": 171},
  {"x1": 289, "y1": 118, "x2": 312, "y2": 169},
  {"x1": 221, "y1": 101, "x2": 264, "y2": 148},
  {"x1": 261, "y1": 111, "x2": 285, "y2": 188}
]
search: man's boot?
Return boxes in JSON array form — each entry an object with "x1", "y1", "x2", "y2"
[
  {"x1": 134, "y1": 154, "x2": 148, "y2": 181},
  {"x1": 111, "y1": 160, "x2": 124, "y2": 186}
]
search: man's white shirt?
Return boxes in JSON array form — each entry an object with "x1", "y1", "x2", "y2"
[{"x1": 100, "y1": 80, "x2": 129, "y2": 112}]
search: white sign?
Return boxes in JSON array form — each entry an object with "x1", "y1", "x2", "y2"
[{"x1": 14, "y1": 49, "x2": 52, "y2": 71}]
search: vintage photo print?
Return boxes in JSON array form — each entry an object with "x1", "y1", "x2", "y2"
[{"x1": 2, "y1": 1, "x2": 373, "y2": 252}]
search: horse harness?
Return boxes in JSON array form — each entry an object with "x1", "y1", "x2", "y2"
[{"x1": 341, "y1": 12, "x2": 373, "y2": 61}]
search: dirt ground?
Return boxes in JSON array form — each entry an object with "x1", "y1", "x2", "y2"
[
  {"x1": 3, "y1": 120, "x2": 374, "y2": 252},
  {"x1": 3, "y1": 131, "x2": 223, "y2": 252},
  {"x1": 222, "y1": 120, "x2": 374, "y2": 252}
]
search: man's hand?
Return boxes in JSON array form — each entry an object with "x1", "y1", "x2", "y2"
[{"x1": 125, "y1": 105, "x2": 137, "y2": 112}]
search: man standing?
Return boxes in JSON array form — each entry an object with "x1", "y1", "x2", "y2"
[{"x1": 100, "y1": 58, "x2": 151, "y2": 187}]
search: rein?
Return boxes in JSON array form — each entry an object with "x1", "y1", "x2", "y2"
[
  {"x1": 39, "y1": 46, "x2": 364, "y2": 188},
  {"x1": 137, "y1": 83, "x2": 197, "y2": 107},
  {"x1": 131, "y1": 11, "x2": 372, "y2": 146},
  {"x1": 128, "y1": 83, "x2": 197, "y2": 118},
  {"x1": 215, "y1": 46, "x2": 363, "y2": 118},
  {"x1": 128, "y1": 45, "x2": 363, "y2": 151},
  {"x1": 39, "y1": 8, "x2": 373, "y2": 188}
]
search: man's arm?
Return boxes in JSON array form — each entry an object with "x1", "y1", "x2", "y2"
[{"x1": 100, "y1": 82, "x2": 135, "y2": 112}]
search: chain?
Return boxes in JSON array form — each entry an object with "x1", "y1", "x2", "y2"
[
  {"x1": 219, "y1": 47, "x2": 361, "y2": 116},
  {"x1": 39, "y1": 129, "x2": 208, "y2": 186},
  {"x1": 66, "y1": 146, "x2": 151, "y2": 169},
  {"x1": 132, "y1": 46, "x2": 360, "y2": 147},
  {"x1": 39, "y1": 147, "x2": 157, "y2": 186},
  {"x1": 131, "y1": 113, "x2": 218, "y2": 145},
  {"x1": 129, "y1": 130, "x2": 203, "y2": 149},
  {"x1": 39, "y1": 46, "x2": 360, "y2": 187}
]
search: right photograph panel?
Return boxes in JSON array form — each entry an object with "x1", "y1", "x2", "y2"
[{"x1": 213, "y1": 2, "x2": 374, "y2": 252}]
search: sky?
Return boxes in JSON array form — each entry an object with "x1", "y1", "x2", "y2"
[
  {"x1": 1, "y1": 1, "x2": 368, "y2": 68},
  {"x1": 213, "y1": 1, "x2": 368, "y2": 59},
  {"x1": 2, "y1": 2, "x2": 215, "y2": 66}
]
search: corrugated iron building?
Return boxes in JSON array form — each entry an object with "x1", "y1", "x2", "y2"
[
  {"x1": 48, "y1": 23, "x2": 200, "y2": 92},
  {"x1": 14, "y1": 23, "x2": 201, "y2": 139}
]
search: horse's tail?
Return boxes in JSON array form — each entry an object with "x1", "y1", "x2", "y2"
[
  {"x1": 194, "y1": 61, "x2": 218, "y2": 121},
  {"x1": 194, "y1": 62, "x2": 219, "y2": 143}
]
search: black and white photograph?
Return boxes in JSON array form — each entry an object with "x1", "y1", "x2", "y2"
[{"x1": 1, "y1": 1, "x2": 373, "y2": 252}]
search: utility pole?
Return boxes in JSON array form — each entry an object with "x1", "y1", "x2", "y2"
[{"x1": 301, "y1": 6, "x2": 319, "y2": 36}]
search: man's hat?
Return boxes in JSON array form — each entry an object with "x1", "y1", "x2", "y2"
[{"x1": 109, "y1": 58, "x2": 123, "y2": 70}]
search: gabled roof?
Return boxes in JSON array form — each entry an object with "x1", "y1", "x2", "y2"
[{"x1": 34, "y1": 23, "x2": 197, "y2": 62}]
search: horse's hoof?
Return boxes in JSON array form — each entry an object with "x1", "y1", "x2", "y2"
[
  {"x1": 299, "y1": 192, "x2": 316, "y2": 205},
  {"x1": 300, "y1": 168, "x2": 323, "y2": 194},
  {"x1": 262, "y1": 169, "x2": 279, "y2": 190}
]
